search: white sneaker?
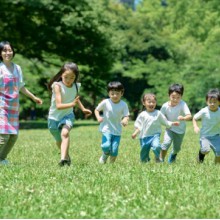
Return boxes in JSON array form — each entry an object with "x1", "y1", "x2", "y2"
[
  {"x1": 155, "y1": 157, "x2": 163, "y2": 163},
  {"x1": 99, "y1": 154, "x2": 109, "y2": 164},
  {"x1": 0, "y1": 159, "x2": 9, "y2": 165}
]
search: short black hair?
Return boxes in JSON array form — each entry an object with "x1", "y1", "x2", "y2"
[
  {"x1": 206, "y1": 88, "x2": 220, "y2": 101},
  {"x1": 168, "y1": 83, "x2": 184, "y2": 96},
  {"x1": 107, "y1": 81, "x2": 124, "y2": 93}
]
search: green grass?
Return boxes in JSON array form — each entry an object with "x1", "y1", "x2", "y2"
[{"x1": 0, "y1": 120, "x2": 220, "y2": 219}]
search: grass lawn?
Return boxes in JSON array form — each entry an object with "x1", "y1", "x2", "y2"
[{"x1": 0, "y1": 120, "x2": 220, "y2": 219}]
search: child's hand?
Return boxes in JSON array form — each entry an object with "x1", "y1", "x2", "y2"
[
  {"x1": 194, "y1": 126, "x2": 200, "y2": 134},
  {"x1": 72, "y1": 96, "x2": 80, "y2": 107},
  {"x1": 34, "y1": 97, "x2": 43, "y2": 105},
  {"x1": 172, "y1": 121, "x2": 180, "y2": 126},
  {"x1": 82, "y1": 108, "x2": 92, "y2": 117},
  {"x1": 131, "y1": 133, "x2": 137, "y2": 139},
  {"x1": 178, "y1": 115, "x2": 185, "y2": 120},
  {"x1": 121, "y1": 118, "x2": 129, "y2": 127},
  {"x1": 97, "y1": 116, "x2": 103, "y2": 123}
]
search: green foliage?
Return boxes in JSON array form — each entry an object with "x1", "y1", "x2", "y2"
[
  {"x1": 0, "y1": 121, "x2": 220, "y2": 218},
  {"x1": 0, "y1": 0, "x2": 121, "y2": 118},
  {"x1": 1, "y1": 0, "x2": 220, "y2": 118}
]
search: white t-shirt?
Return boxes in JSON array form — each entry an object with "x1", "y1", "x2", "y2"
[
  {"x1": 160, "y1": 100, "x2": 191, "y2": 134},
  {"x1": 134, "y1": 110, "x2": 172, "y2": 138},
  {"x1": 48, "y1": 82, "x2": 80, "y2": 120},
  {"x1": 194, "y1": 106, "x2": 220, "y2": 137},
  {"x1": 96, "y1": 98, "x2": 129, "y2": 135}
]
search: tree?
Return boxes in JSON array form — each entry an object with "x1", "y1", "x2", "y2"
[{"x1": 0, "y1": 0, "x2": 121, "y2": 118}]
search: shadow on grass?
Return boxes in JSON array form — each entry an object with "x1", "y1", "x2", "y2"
[{"x1": 20, "y1": 120, "x2": 98, "y2": 129}]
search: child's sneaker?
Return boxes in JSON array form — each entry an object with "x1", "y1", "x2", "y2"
[
  {"x1": 0, "y1": 159, "x2": 9, "y2": 165},
  {"x1": 66, "y1": 155, "x2": 71, "y2": 166},
  {"x1": 58, "y1": 159, "x2": 69, "y2": 167},
  {"x1": 159, "y1": 157, "x2": 164, "y2": 163},
  {"x1": 99, "y1": 154, "x2": 109, "y2": 164},
  {"x1": 197, "y1": 151, "x2": 205, "y2": 163},
  {"x1": 155, "y1": 157, "x2": 162, "y2": 163},
  {"x1": 168, "y1": 153, "x2": 177, "y2": 164}
]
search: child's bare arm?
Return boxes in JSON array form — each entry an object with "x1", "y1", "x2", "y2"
[
  {"x1": 76, "y1": 98, "x2": 92, "y2": 116},
  {"x1": 193, "y1": 117, "x2": 200, "y2": 134},
  {"x1": 94, "y1": 109, "x2": 103, "y2": 123},
  {"x1": 20, "y1": 87, "x2": 43, "y2": 104},
  {"x1": 178, "y1": 114, "x2": 192, "y2": 121},
  {"x1": 132, "y1": 128, "x2": 140, "y2": 139}
]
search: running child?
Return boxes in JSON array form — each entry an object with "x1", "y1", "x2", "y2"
[
  {"x1": 95, "y1": 81, "x2": 129, "y2": 164},
  {"x1": 47, "y1": 62, "x2": 92, "y2": 166},
  {"x1": 132, "y1": 93, "x2": 179, "y2": 163},
  {"x1": 160, "y1": 83, "x2": 192, "y2": 163},
  {"x1": 193, "y1": 89, "x2": 220, "y2": 164}
]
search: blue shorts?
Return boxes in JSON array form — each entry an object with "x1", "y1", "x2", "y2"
[
  {"x1": 200, "y1": 135, "x2": 220, "y2": 156},
  {"x1": 139, "y1": 134, "x2": 161, "y2": 162},
  {"x1": 48, "y1": 113, "x2": 75, "y2": 142},
  {"x1": 101, "y1": 133, "x2": 121, "y2": 157}
]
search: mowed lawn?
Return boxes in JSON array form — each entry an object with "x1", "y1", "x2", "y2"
[{"x1": 0, "y1": 120, "x2": 220, "y2": 219}]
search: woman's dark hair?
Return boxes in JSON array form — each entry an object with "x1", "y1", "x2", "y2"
[
  {"x1": 168, "y1": 83, "x2": 184, "y2": 96},
  {"x1": 47, "y1": 62, "x2": 79, "y2": 93},
  {"x1": 107, "y1": 81, "x2": 124, "y2": 93},
  {"x1": 0, "y1": 41, "x2": 15, "y2": 61}
]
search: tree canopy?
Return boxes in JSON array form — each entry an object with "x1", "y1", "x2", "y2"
[{"x1": 1, "y1": 0, "x2": 220, "y2": 119}]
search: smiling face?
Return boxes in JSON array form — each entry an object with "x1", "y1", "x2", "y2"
[
  {"x1": 108, "y1": 90, "x2": 123, "y2": 103},
  {"x1": 61, "y1": 69, "x2": 76, "y2": 87},
  {"x1": 169, "y1": 91, "x2": 182, "y2": 107},
  {"x1": 207, "y1": 98, "x2": 219, "y2": 112},
  {"x1": 1, "y1": 44, "x2": 14, "y2": 62},
  {"x1": 143, "y1": 95, "x2": 157, "y2": 112}
]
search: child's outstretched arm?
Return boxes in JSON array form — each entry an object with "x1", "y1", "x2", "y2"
[
  {"x1": 178, "y1": 114, "x2": 192, "y2": 121},
  {"x1": 94, "y1": 109, "x2": 103, "y2": 123},
  {"x1": 192, "y1": 117, "x2": 200, "y2": 134},
  {"x1": 121, "y1": 116, "x2": 129, "y2": 127},
  {"x1": 132, "y1": 128, "x2": 140, "y2": 139},
  {"x1": 20, "y1": 87, "x2": 43, "y2": 104},
  {"x1": 76, "y1": 98, "x2": 92, "y2": 116}
]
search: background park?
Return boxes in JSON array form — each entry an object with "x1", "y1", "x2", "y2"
[{"x1": 0, "y1": 0, "x2": 220, "y2": 219}]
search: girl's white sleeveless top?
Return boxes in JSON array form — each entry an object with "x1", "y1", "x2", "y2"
[{"x1": 48, "y1": 82, "x2": 80, "y2": 121}]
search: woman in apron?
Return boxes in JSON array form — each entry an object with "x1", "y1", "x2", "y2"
[{"x1": 0, "y1": 41, "x2": 43, "y2": 165}]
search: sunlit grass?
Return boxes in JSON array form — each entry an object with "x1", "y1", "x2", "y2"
[{"x1": 0, "y1": 120, "x2": 220, "y2": 218}]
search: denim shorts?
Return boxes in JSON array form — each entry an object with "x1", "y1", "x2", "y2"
[
  {"x1": 101, "y1": 132, "x2": 121, "y2": 157},
  {"x1": 48, "y1": 113, "x2": 75, "y2": 142}
]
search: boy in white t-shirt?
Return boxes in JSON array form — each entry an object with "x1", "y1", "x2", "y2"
[
  {"x1": 193, "y1": 89, "x2": 220, "y2": 164},
  {"x1": 95, "y1": 81, "x2": 130, "y2": 164},
  {"x1": 132, "y1": 93, "x2": 179, "y2": 163},
  {"x1": 160, "y1": 83, "x2": 192, "y2": 163}
]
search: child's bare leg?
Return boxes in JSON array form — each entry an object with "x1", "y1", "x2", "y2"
[
  {"x1": 60, "y1": 126, "x2": 70, "y2": 160},
  {"x1": 110, "y1": 156, "x2": 117, "y2": 163},
  {"x1": 160, "y1": 149, "x2": 167, "y2": 160}
]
